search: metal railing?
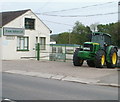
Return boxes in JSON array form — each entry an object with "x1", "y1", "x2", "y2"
[{"x1": 35, "y1": 43, "x2": 80, "y2": 62}]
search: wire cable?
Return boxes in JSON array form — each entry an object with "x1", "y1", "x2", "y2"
[
  {"x1": 36, "y1": 12, "x2": 118, "y2": 18},
  {"x1": 40, "y1": 0, "x2": 54, "y2": 10},
  {"x1": 42, "y1": 19, "x2": 73, "y2": 26},
  {"x1": 41, "y1": 1, "x2": 115, "y2": 14}
]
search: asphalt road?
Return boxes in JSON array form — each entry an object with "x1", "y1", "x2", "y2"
[{"x1": 2, "y1": 73, "x2": 118, "y2": 100}]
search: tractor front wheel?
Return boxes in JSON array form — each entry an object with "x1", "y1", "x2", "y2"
[
  {"x1": 95, "y1": 50, "x2": 105, "y2": 68},
  {"x1": 87, "y1": 60, "x2": 95, "y2": 67},
  {"x1": 106, "y1": 48, "x2": 118, "y2": 68},
  {"x1": 73, "y1": 50, "x2": 84, "y2": 66}
]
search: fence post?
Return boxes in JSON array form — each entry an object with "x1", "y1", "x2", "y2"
[
  {"x1": 36, "y1": 43, "x2": 40, "y2": 61},
  {"x1": 64, "y1": 44, "x2": 66, "y2": 62}
]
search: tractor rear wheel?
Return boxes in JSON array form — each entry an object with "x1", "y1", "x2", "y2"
[
  {"x1": 73, "y1": 49, "x2": 84, "y2": 66},
  {"x1": 95, "y1": 50, "x2": 105, "y2": 68},
  {"x1": 106, "y1": 48, "x2": 118, "y2": 68},
  {"x1": 87, "y1": 60, "x2": 95, "y2": 67}
]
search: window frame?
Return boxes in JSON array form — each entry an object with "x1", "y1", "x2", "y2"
[
  {"x1": 40, "y1": 37, "x2": 46, "y2": 50},
  {"x1": 17, "y1": 36, "x2": 29, "y2": 51},
  {"x1": 25, "y1": 18, "x2": 35, "y2": 30}
]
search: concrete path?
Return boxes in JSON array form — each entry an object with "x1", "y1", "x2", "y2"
[{"x1": 2, "y1": 60, "x2": 120, "y2": 87}]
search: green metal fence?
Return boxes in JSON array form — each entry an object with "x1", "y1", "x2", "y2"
[{"x1": 35, "y1": 43, "x2": 80, "y2": 62}]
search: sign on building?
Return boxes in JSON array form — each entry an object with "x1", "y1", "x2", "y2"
[{"x1": 3, "y1": 27, "x2": 25, "y2": 36}]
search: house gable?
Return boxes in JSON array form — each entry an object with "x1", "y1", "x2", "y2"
[
  {"x1": 1, "y1": 9, "x2": 30, "y2": 27},
  {"x1": 1, "y1": 9, "x2": 51, "y2": 33}
]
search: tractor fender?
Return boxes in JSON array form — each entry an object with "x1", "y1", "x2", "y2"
[{"x1": 106, "y1": 45, "x2": 118, "y2": 63}]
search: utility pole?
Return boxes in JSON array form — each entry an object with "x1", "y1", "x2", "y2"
[{"x1": 68, "y1": 29, "x2": 71, "y2": 44}]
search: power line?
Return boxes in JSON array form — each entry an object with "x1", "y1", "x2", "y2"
[
  {"x1": 40, "y1": 0, "x2": 53, "y2": 10},
  {"x1": 42, "y1": 19, "x2": 73, "y2": 26},
  {"x1": 41, "y1": 1, "x2": 114, "y2": 14},
  {"x1": 36, "y1": 12, "x2": 118, "y2": 18},
  {"x1": 36, "y1": 0, "x2": 54, "y2": 14}
]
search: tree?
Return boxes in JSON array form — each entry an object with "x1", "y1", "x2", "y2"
[
  {"x1": 57, "y1": 32, "x2": 69, "y2": 44},
  {"x1": 51, "y1": 21, "x2": 120, "y2": 47},
  {"x1": 72, "y1": 21, "x2": 92, "y2": 44},
  {"x1": 72, "y1": 21, "x2": 87, "y2": 34},
  {"x1": 56, "y1": 32, "x2": 82, "y2": 45},
  {"x1": 97, "y1": 22, "x2": 120, "y2": 47}
]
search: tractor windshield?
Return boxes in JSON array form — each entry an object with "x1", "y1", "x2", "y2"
[
  {"x1": 92, "y1": 35, "x2": 103, "y2": 43},
  {"x1": 91, "y1": 33, "x2": 111, "y2": 47},
  {"x1": 91, "y1": 34, "x2": 104, "y2": 48}
]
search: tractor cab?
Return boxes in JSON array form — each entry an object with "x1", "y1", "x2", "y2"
[
  {"x1": 82, "y1": 32, "x2": 111, "y2": 52},
  {"x1": 91, "y1": 32, "x2": 111, "y2": 48}
]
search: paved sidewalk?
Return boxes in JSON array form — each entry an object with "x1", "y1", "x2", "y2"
[{"x1": 2, "y1": 60, "x2": 120, "y2": 87}]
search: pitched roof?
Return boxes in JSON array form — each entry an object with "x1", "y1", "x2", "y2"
[
  {"x1": 0, "y1": 9, "x2": 52, "y2": 33},
  {"x1": 0, "y1": 9, "x2": 30, "y2": 27}
]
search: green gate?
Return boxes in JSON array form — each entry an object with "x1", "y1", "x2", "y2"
[{"x1": 35, "y1": 43, "x2": 80, "y2": 62}]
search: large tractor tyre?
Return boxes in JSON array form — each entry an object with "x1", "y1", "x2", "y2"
[
  {"x1": 106, "y1": 48, "x2": 118, "y2": 68},
  {"x1": 95, "y1": 50, "x2": 105, "y2": 68},
  {"x1": 73, "y1": 50, "x2": 84, "y2": 66},
  {"x1": 87, "y1": 60, "x2": 95, "y2": 67}
]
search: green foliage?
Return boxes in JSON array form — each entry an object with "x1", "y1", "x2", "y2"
[
  {"x1": 50, "y1": 34, "x2": 58, "y2": 42},
  {"x1": 71, "y1": 21, "x2": 92, "y2": 45},
  {"x1": 97, "y1": 22, "x2": 120, "y2": 47},
  {"x1": 57, "y1": 32, "x2": 69, "y2": 44},
  {"x1": 72, "y1": 21, "x2": 85, "y2": 34},
  {"x1": 54, "y1": 21, "x2": 92, "y2": 45},
  {"x1": 50, "y1": 21, "x2": 120, "y2": 47}
]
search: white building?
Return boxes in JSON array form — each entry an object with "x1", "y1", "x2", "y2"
[{"x1": 0, "y1": 9, "x2": 51, "y2": 60}]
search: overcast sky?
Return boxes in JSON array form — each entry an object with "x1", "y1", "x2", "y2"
[{"x1": 0, "y1": 0, "x2": 119, "y2": 34}]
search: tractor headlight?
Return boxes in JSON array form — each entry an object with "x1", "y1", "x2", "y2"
[
  {"x1": 83, "y1": 47, "x2": 90, "y2": 51},
  {"x1": 83, "y1": 44, "x2": 93, "y2": 51}
]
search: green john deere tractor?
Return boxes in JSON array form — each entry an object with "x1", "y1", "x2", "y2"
[{"x1": 73, "y1": 32, "x2": 118, "y2": 68}]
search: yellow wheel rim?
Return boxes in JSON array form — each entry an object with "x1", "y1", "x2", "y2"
[
  {"x1": 112, "y1": 53, "x2": 117, "y2": 65},
  {"x1": 101, "y1": 55, "x2": 105, "y2": 65}
]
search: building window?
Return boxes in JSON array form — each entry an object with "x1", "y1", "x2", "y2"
[
  {"x1": 25, "y1": 18, "x2": 35, "y2": 30},
  {"x1": 40, "y1": 37, "x2": 46, "y2": 50},
  {"x1": 17, "y1": 37, "x2": 29, "y2": 51}
]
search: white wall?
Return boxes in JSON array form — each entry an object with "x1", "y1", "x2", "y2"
[
  {"x1": 2, "y1": 10, "x2": 50, "y2": 60},
  {"x1": 50, "y1": 41, "x2": 56, "y2": 44}
]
